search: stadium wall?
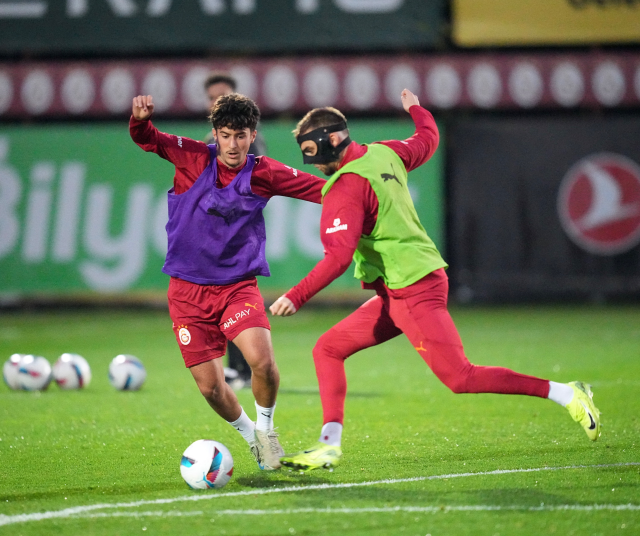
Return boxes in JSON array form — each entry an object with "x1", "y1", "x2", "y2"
[
  {"x1": 1, "y1": 52, "x2": 639, "y2": 119},
  {"x1": 448, "y1": 115, "x2": 640, "y2": 303},
  {"x1": 1, "y1": 1, "x2": 639, "y2": 306}
]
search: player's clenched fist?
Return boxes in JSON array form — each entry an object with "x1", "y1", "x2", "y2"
[
  {"x1": 132, "y1": 95, "x2": 155, "y2": 121},
  {"x1": 269, "y1": 296, "x2": 297, "y2": 317},
  {"x1": 400, "y1": 88, "x2": 420, "y2": 113}
]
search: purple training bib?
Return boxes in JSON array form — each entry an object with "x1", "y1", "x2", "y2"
[{"x1": 163, "y1": 145, "x2": 270, "y2": 285}]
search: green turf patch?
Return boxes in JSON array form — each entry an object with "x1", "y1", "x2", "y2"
[{"x1": 1, "y1": 306, "x2": 639, "y2": 535}]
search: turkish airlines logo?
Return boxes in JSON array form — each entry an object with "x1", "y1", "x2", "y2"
[{"x1": 557, "y1": 153, "x2": 640, "y2": 255}]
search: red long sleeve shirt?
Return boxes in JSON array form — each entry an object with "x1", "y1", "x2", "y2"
[
  {"x1": 285, "y1": 105, "x2": 440, "y2": 310},
  {"x1": 129, "y1": 117, "x2": 325, "y2": 202}
]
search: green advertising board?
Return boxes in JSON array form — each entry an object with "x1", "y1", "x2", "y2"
[
  {"x1": 0, "y1": 118, "x2": 444, "y2": 299},
  {"x1": 0, "y1": 0, "x2": 445, "y2": 55}
]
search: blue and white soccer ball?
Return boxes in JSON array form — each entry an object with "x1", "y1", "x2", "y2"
[
  {"x1": 108, "y1": 354, "x2": 146, "y2": 391},
  {"x1": 12, "y1": 354, "x2": 52, "y2": 391},
  {"x1": 3, "y1": 354, "x2": 26, "y2": 390},
  {"x1": 180, "y1": 439, "x2": 234, "y2": 490},
  {"x1": 53, "y1": 353, "x2": 92, "y2": 389}
]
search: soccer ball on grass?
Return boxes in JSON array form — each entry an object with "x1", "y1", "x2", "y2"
[
  {"x1": 108, "y1": 354, "x2": 146, "y2": 391},
  {"x1": 53, "y1": 353, "x2": 92, "y2": 389},
  {"x1": 180, "y1": 439, "x2": 234, "y2": 489},
  {"x1": 3, "y1": 354, "x2": 26, "y2": 390},
  {"x1": 8, "y1": 354, "x2": 53, "y2": 391}
]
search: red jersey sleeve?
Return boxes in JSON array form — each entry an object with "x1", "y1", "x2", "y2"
[
  {"x1": 129, "y1": 116, "x2": 210, "y2": 194},
  {"x1": 377, "y1": 105, "x2": 439, "y2": 172},
  {"x1": 250, "y1": 156, "x2": 325, "y2": 203},
  {"x1": 284, "y1": 175, "x2": 371, "y2": 309}
]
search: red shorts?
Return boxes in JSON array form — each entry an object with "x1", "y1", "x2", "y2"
[{"x1": 167, "y1": 276, "x2": 270, "y2": 368}]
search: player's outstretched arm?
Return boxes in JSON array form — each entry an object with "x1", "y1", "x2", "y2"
[
  {"x1": 261, "y1": 157, "x2": 326, "y2": 204},
  {"x1": 269, "y1": 296, "x2": 297, "y2": 317},
  {"x1": 378, "y1": 89, "x2": 437, "y2": 172},
  {"x1": 132, "y1": 95, "x2": 155, "y2": 121},
  {"x1": 130, "y1": 95, "x2": 209, "y2": 176}
]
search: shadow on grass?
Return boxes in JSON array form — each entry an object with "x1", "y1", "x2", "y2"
[
  {"x1": 278, "y1": 485, "x2": 572, "y2": 507},
  {"x1": 279, "y1": 387, "x2": 380, "y2": 398},
  {"x1": 236, "y1": 473, "x2": 331, "y2": 488},
  {"x1": 0, "y1": 481, "x2": 180, "y2": 503}
]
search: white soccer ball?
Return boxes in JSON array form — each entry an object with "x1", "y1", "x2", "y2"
[
  {"x1": 108, "y1": 354, "x2": 146, "y2": 391},
  {"x1": 180, "y1": 439, "x2": 234, "y2": 490},
  {"x1": 15, "y1": 355, "x2": 52, "y2": 391},
  {"x1": 3, "y1": 354, "x2": 26, "y2": 390},
  {"x1": 53, "y1": 353, "x2": 92, "y2": 389}
]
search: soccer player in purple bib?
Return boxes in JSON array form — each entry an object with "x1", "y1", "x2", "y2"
[{"x1": 130, "y1": 93, "x2": 325, "y2": 470}]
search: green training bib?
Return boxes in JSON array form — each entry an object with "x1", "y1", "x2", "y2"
[{"x1": 322, "y1": 143, "x2": 447, "y2": 289}]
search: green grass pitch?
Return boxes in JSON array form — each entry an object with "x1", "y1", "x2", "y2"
[{"x1": 1, "y1": 305, "x2": 639, "y2": 535}]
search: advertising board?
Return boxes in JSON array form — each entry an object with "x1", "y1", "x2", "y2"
[
  {"x1": 0, "y1": 0, "x2": 444, "y2": 55},
  {"x1": 0, "y1": 118, "x2": 444, "y2": 299},
  {"x1": 453, "y1": 0, "x2": 640, "y2": 46}
]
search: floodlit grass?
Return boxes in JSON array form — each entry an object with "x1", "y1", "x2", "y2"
[{"x1": 0, "y1": 305, "x2": 639, "y2": 535}]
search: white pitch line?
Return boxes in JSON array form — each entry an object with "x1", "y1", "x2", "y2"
[
  {"x1": 73, "y1": 503, "x2": 640, "y2": 519},
  {"x1": 1, "y1": 462, "x2": 638, "y2": 527},
  {"x1": 78, "y1": 510, "x2": 204, "y2": 518}
]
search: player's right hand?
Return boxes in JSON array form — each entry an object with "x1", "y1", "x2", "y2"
[
  {"x1": 269, "y1": 295, "x2": 297, "y2": 317},
  {"x1": 132, "y1": 95, "x2": 154, "y2": 120}
]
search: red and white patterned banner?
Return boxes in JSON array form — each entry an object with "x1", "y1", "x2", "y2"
[{"x1": 1, "y1": 52, "x2": 639, "y2": 118}]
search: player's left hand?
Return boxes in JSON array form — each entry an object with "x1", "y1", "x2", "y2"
[
  {"x1": 269, "y1": 296, "x2": 297, "y2": 317},
  {"x1": 400, "y1": 89, "x2": 420, "y2": 113}
]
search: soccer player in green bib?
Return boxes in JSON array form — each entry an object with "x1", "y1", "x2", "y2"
[{"x1": 269, "y1": 89, "x2": 601, "y2": 471}]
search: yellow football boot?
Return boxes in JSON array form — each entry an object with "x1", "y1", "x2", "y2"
[
  {"x1": 566, "y1": 381, "x2": 601, "y2": 441},
  {"x1": 280, "y1": 442, "x2": 342, "y2": 471}
]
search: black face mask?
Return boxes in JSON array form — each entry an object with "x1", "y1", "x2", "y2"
[{"x1": 296, "y1": 122, "x2": 351, "y2": 165}]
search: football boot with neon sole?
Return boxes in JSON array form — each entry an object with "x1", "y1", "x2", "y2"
[
  {"x1": 280, "y1": 442, "x2": 342, "y2": 471},
  {"x1": 255, "y1": 429, "x2": 284, "y2": 470},
  {"x1": 566, "y1": 381, "x2": 601, "y2": 441}
]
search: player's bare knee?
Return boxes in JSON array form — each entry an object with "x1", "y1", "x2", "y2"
[
  {"x1": 249, "y1": 357, "x2": 277, "y2": 380},
  {"x1": 196, "y1": 377, "x2": 225, "y2": 401}
]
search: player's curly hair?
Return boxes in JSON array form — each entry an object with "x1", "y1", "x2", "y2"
[
  {"x1": 208, "y1": 93, "x2": 260, "y2": 132},
  {"x1": 293, "y1": 107, "x2": 348, "y2": 137}
]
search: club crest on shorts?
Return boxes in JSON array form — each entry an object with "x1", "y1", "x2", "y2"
[{"x1": 178, "y1": 325, "x2": 191, "y2": 345}]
